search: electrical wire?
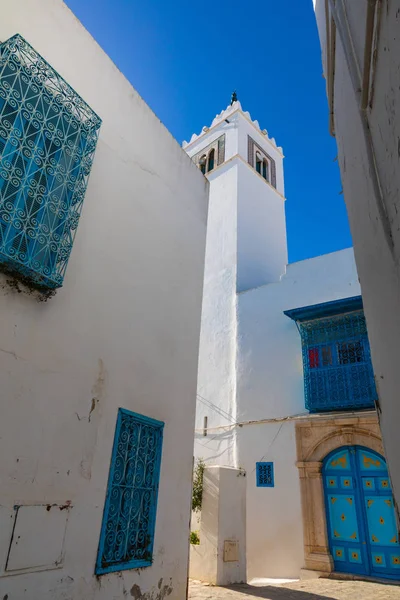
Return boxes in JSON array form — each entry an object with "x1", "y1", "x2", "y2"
[
  {"x1": 250, "y1": 423, "x2": 284, "y2": 474},
  {"x1": 196, "y1": 392, "x2": 237, "y2": 425},
  {"x1": 194, "y1": 407, "x2": 375, "y2": 433}
]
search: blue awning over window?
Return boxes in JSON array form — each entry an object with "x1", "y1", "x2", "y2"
[{"x1": 284, "y1": 295, "x2": 363, "y2": 323}]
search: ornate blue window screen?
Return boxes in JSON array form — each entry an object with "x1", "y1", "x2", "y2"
[
  {"x1": 284, "y1": 296, "x2": 377, "y2": 413},
  {"x1": 96, "y1": 409, "x2": 164, "y2": 575},
  {"x1": 256, "y1": 462, "x2": 274, "y2": 487},
  {"x1": 0, "y1": 34, "x2": 101, "y2": 289}
]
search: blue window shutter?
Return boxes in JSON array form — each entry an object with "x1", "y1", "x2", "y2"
[
  {"x1": 299, "y1": 312, "x2": 377, "y2": 413},
  {"x1": 0, "y1": 34, "x2": 101, "y2": 289},
  {"x1": 256, "y1": 462, "x2": 274, "y2": 487},
  {"x1": 96, "y1": 409, "x2": 164, "y2": 575}
]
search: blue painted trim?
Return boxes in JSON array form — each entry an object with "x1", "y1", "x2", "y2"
[
  {"x1": 256, "y1": 462, "x2": 274, "y2": 487},
  {"x1": 95, "y1": 408, "x2": 164, "y2": 575},
  {"x1": 284, "y1": 296, "x2": 363, "y2": 323}
]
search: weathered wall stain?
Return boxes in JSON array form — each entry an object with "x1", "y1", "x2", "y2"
[
  {"x1": 0, "y1": 270, "x2": 56, "y2": 301},
  {"x1": 79, "y1": 359, "x2": 107, "y2": 480},
  {"x1": 89, "y1": 358, "x2": 105, "y2": 421},
  {"x1": 130, "y1": 578, "x2": 173, "y2": 599},
  {"x1": 88, "y1": 397, "x2": 98, "y2": 422},
  {"x1": 75, "y1": 359, "x2": 106, "y2": 423},
  {"x1": 48, "y1": 574, "x2": 76, "y2": 598}
]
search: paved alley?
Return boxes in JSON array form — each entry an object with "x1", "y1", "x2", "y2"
[{"x1": 188, "y1": 578, "x2": 400, "y2": 600}]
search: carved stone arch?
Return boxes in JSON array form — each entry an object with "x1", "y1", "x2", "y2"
[
  {"x1": 306, "y1": 427, "x2": 384, "y2": 463},
  {"x1": 295, "y1": 412, "x2": 382, "y2": 575}
]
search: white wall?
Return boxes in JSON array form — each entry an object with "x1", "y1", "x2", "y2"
[
  {"x1": 237, "y1": 159, "x2": 287, "y2": 293},
  {"x1": 314, "y1": 0, "x2": 400, "y2": 513},
  {"x1": 238, "y1": 421, "x2": 300, "y2": 579},
  {"x1": 190, "y1": 466, "x2": 246, "y2": 585},
  {"x1": 236, "y1": 248, "x2": 360, "y2": 579},
  {"x1": 0, "y1": 2, "x2": 208, "y2": 599},
  {"x1": 194, "y1": 162, "x2": 238, "y2": 467},
  {"x1": 191, "y1": 104, "x2": 288, "y2": 469}
]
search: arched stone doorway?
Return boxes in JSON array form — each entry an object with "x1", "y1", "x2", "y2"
[
  {"x1": 323, "y1": 446, "x2": 399, "y2": 578},
  {"x1": 295, "y1": 412, "x2": 385, "y2": 575}
]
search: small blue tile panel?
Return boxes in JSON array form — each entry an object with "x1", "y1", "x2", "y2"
[{"x1": 256, "y1": 462, "x2": 274, "y2": 487}]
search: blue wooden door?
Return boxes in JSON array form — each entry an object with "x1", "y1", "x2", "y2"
[{"x1": 323, "y1": 446, "x2": 400, "y2": 579}]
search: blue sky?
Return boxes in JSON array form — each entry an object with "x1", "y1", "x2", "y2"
[{"x1": 65, "y1": 0, "x2": 352, "y2": 263}]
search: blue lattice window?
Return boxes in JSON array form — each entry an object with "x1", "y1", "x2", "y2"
[
  {"x1": 284, "y1": 297, "x2": 377, "y2": 413},
  {"x1": 256, "y1": 462, "x2": 274, "y2": 487},
  {"x1": 96, "y1": 409, "x2": 164, "y2": 575},
  {"x1": 0, "y1": 34, "x2": 101, "y2": 290}
]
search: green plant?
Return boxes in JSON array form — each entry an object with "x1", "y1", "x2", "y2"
[
  {"x1": 190, "y1": 530, "x2": 200, "y2": 545},
  {"x1": 192, "y1": 458, "x2": 205, "y2": 513}
]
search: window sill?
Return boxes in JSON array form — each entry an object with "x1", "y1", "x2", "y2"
[{"x1": 95, "y1": 558, "x2": 153, "y2": 576}]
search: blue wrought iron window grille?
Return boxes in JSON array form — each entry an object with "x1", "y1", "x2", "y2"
[
  {"x1": 96, "y1": 409, "x2": 164, "y2": 575},
  {"x1": 284, "y1": 296, "x2": 377, "y2": 413},
  {"x1": 256, "y1": 462, "x2": 274, "y2": 488},
  {"x1": 0, "y1": 34, "x2": 101, "y2": 290}
]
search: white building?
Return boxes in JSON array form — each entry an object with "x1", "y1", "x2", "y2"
[
  {"x1": 0, "y1": 2, "x2": 208, "y2": 599},
  {"x1": 312, "y1": 0, "x2": 400, "y2": 524},
  {"x1": 186, "y1": 101, "x2": 400, "y2": 582}
]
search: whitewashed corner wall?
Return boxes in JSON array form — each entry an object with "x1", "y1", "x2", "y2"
[
  {"x1": 314, "y1": 0, "x2": 400, "y2": 513},
  {"x1": 191, "y1": 107, "x2": 287, "y2": 469},
  {"x1": 0, "y1": 1, "x2": 209, "y2": 599},
  {"x1": 194, "y1": 162, "x2": 239, "y2": 467},
  {"x1": 236, "y1": 158, "x2": 287, "y2": 293},
  {"x1": 236, "y1": 248, "x2": 360, "y2": 579},
  {"x1": 190, "y1": 466, "x2": 247, "y2": 585}
]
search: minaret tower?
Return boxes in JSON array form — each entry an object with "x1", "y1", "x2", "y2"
[
  {"x1": 183, "y1": 97, "x2": 287, "y2": 293},
  {"x1": 183, "y1": 98, "x2": 287, "y2": 466}
]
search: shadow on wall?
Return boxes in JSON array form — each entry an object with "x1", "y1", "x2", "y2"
[
  {"x1": 198, "y1": 466, "x2": 219, "y2": 543},
  {"x1": 195, "y1": 428, "x2": 236, "y2": 463},
  {"x1": 190, "y1": 466, "x2": 247, "y2": 586},
  {"x1": 190, "y1": 462, "x2": 220, "y2": 542},
  {"x1": 219, "y1": 583, "x2": 336, "y2": 599}
]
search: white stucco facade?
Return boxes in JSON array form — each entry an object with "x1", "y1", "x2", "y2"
[
  {"x1": 236, "y1": 248, "x2": 360, "y2": 579},
  {"x1": 185, "y1": 103, "x2": 288, "y2": 468},
  {"x1": 313, "y1": 0, "x2": 400, "y2": 516},
  {"x1": 0, "y1": 2, "x2": 208, "y2": 599},
  {"x1": 186, "y1": 103, "x2": 378, "y2": 581},
  {"x1": 190, "y1": 466, "x2": 247, "y2": 586}
]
